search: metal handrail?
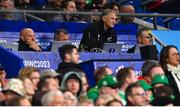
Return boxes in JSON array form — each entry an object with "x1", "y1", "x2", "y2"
[
  {"x1": 0, "y1": 9, "x2": 180, "y2": 17},
  {"x1": 0, "y1": 9, "x2": 179, "y2": 48}
]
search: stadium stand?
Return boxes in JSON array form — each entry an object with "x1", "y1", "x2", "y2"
[{"x1": 0, "y1": 0, "x2": 180, "y2": 106}]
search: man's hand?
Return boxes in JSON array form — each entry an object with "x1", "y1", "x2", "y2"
[{"x1": 27, "y1": 40, "x2": 41, "y2": 51}]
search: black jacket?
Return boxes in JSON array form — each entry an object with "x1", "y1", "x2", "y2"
[
  {"x1": 165, "y1": 71, "x2": 180, "y2": 106},
  {"x1": 18, "y1": 39, "x2": 38, "y2": 51},
  {"x1": 79, "y1": 19, "x2": 117, "y2": 52},
  {"x1": 56, "y1": 62, "x2": 82, "y2": 74},
  {"x1": 56, "y1": 62, "x2": 83, "y2": 86}
]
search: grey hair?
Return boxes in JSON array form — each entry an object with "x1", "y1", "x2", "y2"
[
  {"x1": 102, "y1": 9, "x2": 117, "y2": 17},
  {"x1": 41, "y1": 90, "x2": 64, "y2": 106}
]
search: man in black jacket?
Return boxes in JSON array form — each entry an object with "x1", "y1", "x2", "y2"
[
  {"x1": 18, "y1": 28, "x2": 41, "y2": 51},
  {"x1": 79, "y1": 9, "x2": 117, "y2": 52},
  {"x1": 56, "y1": 44, "x2": 82, "y2": 85}
]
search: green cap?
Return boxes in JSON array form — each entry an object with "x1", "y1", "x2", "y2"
[
  {"x1": 86, "y1": 0, "x2": 92, "y2": 4},
  {"x1": 151, "y1": 74, "x2": 169, "y2": 86},
  {"x1": 138, "y1": 80, "x2": 152, "y2": 91},
  {"x1": 97, "y1": 75, "x2": 120, "y2": 89},
  {"x1": 87, "y1": 87, "x2": 99, "y2": 100}
]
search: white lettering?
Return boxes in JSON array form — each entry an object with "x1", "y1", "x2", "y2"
[{"x1": 23, "y1": 60, "x2": 51, "y2": 68}]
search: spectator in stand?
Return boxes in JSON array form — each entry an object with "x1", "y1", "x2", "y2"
[
  {"x1": 1, "y1": 78, "x2": 25, "y2": 106},
  {"x1": 93, "y1": 0, "x2": 107, "y2": 10},
  {"x1": 97, "y1": 75, "x2": 120, "y2": 96},
  {"x1": 104, "y1": 2, "x2": 121, "y2": 12},
  {"x1": 95, "y1": 94, "x2": 114, "y2": 106},
  {"x1": 54, "y1": 29, "x2": 70, "y2": 41},
  {"x1": 89, "y1": 8, "x2": 100, "y2": 23},
  {"x1": 0, "y1": 91, "x2": 5, "y2": 106},
  {"x1": 18, "y1": 28, "x2": 42, "y2": 51},
  {"x1": 119, "y1": 5, "x2": 135, "y2": 23},
  {"x1": 136, "y1": 28, "x2": 154, "y2": 45},
  {"x1": 140, "y1": 60, "x2": 158, "y2": 81},
  {"x1": 160, "y1": 45, "x2": 180, "y2": 105},
  {"x1": 76, "y1": 0, "x2": 86, "y2": 11},
  {"x1": 79, "y1": 9, "x2": 117, "y2": 52},
  {"x1": 56, "y1": 44, "x2": 81, "y2": 74},
  {"x1": 128, "y1": 28, "x2": 154, "y2": 53},
  {"x1": 116, "y1": 67, "x2": 138, "y2": 105},
  {"x1": 151, "y1": 85, "x2": 174, "y2": 106},
  {"x1": 40, "y1": 69, "x2": 59, "y2": 79},
  {"x1": 106, "y1": 99, "x2": 123, "y2": 106},
  {"x1": 140, "y1": 60, "x2": 165, "y2": 84},
  {"x1": 63, "y1": 91, "x2": 77, "y2": 106},
  {"x1": 8, "y1": 96, "x2": 31, "y2": 106},
  {"x1": 87, "y1": 67, "x2": 112, "y2": 101},
  {"x1": 18, "y1": 66, "x2": 40, "y2": 91},
  {"x1": 14, "y1": 0, "x2": 32, "y2": 9},
  {"x1": 48, "y1": 0, "x2": 64, "y2": 10},
  {"x1": 151, "y1": 96, "x2": 174, "y2": 106},
  {"x1": 52, "y1": 0, "x2": 78, "y2": 22},
  {"x1": 31, "y1": 90, "x2": 46, "y2": 106},
  {"x1": 0, "y1": 0, "x2": 25, "y2": 20},
  {"x1": 77, "y1": 95, "x2": 94, "y2": 106},
  {"x1": 20, "y1": 77, "x2": 35, "y2": 103},
  {"x1": 41, "y1": 90, "x2": 64, "y2": 106},
  {"x1": 151, "y1": 74, "x2": 169, "y2": 89},
  {"x1": 41, "y1": 0, "x2": 64, "y2": 21},
  {"x1": 37, "y1": 76, "x2": 59, "y2": 92},
  {"x1": 32, "y1": 75, "x2": 59, "y2": 106},
  {"x1": 153, "y1": 85, "x2": 174, "y2": 100},
  {"x1": 94, "y1": 66, "x2": 113, "y2": 83},
  {"x1": 125, "y1": 82, "x2": 147, "y2": 106},
  {"x1": 144, "y1": 0, "x2": 180, "y2": 13},
  {"x1": 138, "y1": 80, "x2": 153, "y2": 105},
  {"x1": 79, "y1": 72, "x2": 89, "y2": 95},
  {"x1": 95, "y1": 93, "x2": 122, "y2": 106},
  {"x1": 0, "y1": 64, "x2": 7, "y2": 91},
  {"x1": 60, "y1": 72, "x2": 83, "y2": 98}
]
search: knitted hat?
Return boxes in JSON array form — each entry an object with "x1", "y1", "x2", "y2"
[
  {"x1": 151, "y1": 74, "x2": 169, "y2": 86},
  {"x1": 97, "y1": 75, "x2": 120, "y2": 89},
  {"x1": 138, "y1": 80, "x2": 152, "y2": 91}
]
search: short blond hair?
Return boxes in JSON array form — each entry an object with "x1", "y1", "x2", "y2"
[{"x1": 18, "y1": 66, "x2": 38, "y2": 79}]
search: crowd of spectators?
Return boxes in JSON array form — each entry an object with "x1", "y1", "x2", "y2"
[
  {"x1": 0, "y1": 0, "x2": 135, "y2": 23},
  {"x1": 0, "y1": 0, "x2": 180, "y2": 106},
  {"x1": 1, "y1": 0, "x2": 180, "y2": 22},
  {"x1": 0, "y1": 43, "x2": 180, "y2": 106}
]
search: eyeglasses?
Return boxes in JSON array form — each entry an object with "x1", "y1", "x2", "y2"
[
  {"x1": 172, "y1": 53, "x2": 180, "y2": 57},
  {"x1": 131, "y1": 92, "x2": 147, "y2": 97}
]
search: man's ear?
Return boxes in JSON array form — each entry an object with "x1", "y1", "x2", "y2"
[
  {"x1": 126, "y1": 77, "x2": 133, "y2": 84},
  {"x1": 138, "y1": 36, "x2": 142, "y2": 44},
  {"x1": 65, "y1": 53, "x2": 71, "y2": 60},
  {"x1": 102, "y1": 16, "x2": 106, "y2": 22},
  {"x1": 100, "y1": 87, "x2": 106, "y2": 94},
  {"x1": 127, "y1": 96, "x2": 133, "y2": 103}
]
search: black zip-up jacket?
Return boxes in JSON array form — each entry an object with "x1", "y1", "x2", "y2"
[
  {"x1": 165, "y1": 71, "x2": 180, "y2": 106},
  {"x1": 56, "y1": 62, "x2": 83, "y2": 86},
  {"x1": 18, "y1": 39, "x2": 41, "y2": 51},
  {"x1": 79, "y1": 19, "x2": 117, "y2": 52}
]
